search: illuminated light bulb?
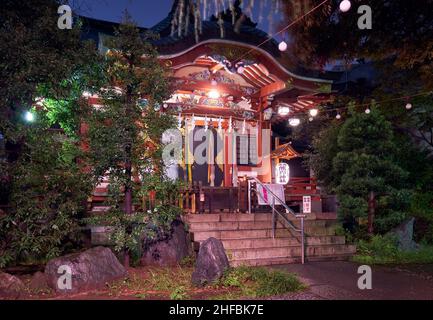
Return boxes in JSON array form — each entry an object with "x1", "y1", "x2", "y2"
[
  {"x1": 309, "y1": 108, "x2": 319, "y2": 117},
  {"x1": 336, "y1": 114, "x2": 342, "y2": 120},
  {"x1": 278, "y1": 106, "x2": 290, "y2": 116},
  {"x1": 24, "y1": 111, "x2": 35, "y2": 122},
  {"x1": 365, "y1": 108, "x2": 371, "y2": 114},
  {"x1": 278, "y1": 41, "x2": 288, "y2": 52},
  {"x1": 339, "y1": 0, "x2": 351, "y2": 12},
  {"x1": 405, "y1": 103, "x2": 413, "y2": 110},
  {"x1": 208, "y1": 90, "x2": 220, "y2": 99},
  {"x1": 288, "y1": 118, "x2": 300, "y2": 127}
]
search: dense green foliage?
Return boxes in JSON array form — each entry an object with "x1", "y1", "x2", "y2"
[
  {"x1": 354, "y1": 235, "x2": 433, "y2": 264},
  {"x1": 308, "y1": 104, "x2": 413, "y2": 234},
  {"x1": 0, "y1": 1, "x2": 101, "y2": 267},
  {"x1": 218, "y1": 266, "x2": 305, "y2": 298},
  {"x1": 0, "y1": 119, "x2": 92, "y2": 267}
]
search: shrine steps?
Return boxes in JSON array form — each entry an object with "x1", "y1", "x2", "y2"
[{"x1": 182, "y1": 213, "x2": 356, "y2": 267}]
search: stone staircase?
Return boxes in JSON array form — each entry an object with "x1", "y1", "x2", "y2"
[{"x1": 183, "y1": 213, "x2": 356, "y2": 266}]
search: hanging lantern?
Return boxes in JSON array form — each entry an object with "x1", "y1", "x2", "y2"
[
  {"x1": 275, "y1": 163, "x2": 290, "y2": 185},
  {"x1": 278, "y1": 41, "x2": 288, "y2": 52},
  {"x1": 278, "y1": 106, "x2": 290, "y2": 116},
  {"x1": 288, "y1": 118, "x2": 301, "y2": 127},
  {"x1": 339, "y1": 0, "x2": 351, "y2": 12}
]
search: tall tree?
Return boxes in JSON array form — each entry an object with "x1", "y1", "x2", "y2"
[{"x1": 86, "y1": 18, "x2": 179, "y2": 264}]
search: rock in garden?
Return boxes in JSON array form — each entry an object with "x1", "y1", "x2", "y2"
[
  {"x1": 141, "y1": 219, "x2": 191, "y2": 267},
  {"x1": 191, "y1": 237, "x2": 229, "y2": 287},
  {"x1": 45, "y1": 246, "x2": 127, "y2": 294},
  {"x1": 0, "y1": 272, "x2": 25, "y2": 299},
  {"x1": 29, "y1": 271, "x2": 49, "y2": 292},
  {"x1": 389, "y1": 218, "x2": 419, "y2": 251}
]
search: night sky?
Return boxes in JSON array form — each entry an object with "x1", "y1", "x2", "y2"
[{"x1": 72, "y1": 0, "x2": 283, "y2": 36}]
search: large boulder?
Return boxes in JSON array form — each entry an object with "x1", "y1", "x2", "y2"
[
  {"x1": 388, "y1": 218, "x2": 419, "y2": 251},
  {"x1": 45, "y1": 246, "x2": 127, "y2": 294},
  {"x1": 0, "y1": 272, "x2": 25, "y2": 299},
  {"x1": 192, "y1": 237, "x2": 229, "y2": 287},
  {"x1": 140, "y1": 219, "x2": 191, "y2": 267}
]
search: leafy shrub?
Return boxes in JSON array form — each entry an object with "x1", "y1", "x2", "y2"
[
  {"x1": 354, "y1": 234, "x2": 433, "y2": 264},
  {"x1": 219, "y1": 266, "x2": 305, "y2": 298}
]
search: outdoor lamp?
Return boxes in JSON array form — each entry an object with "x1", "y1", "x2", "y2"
[
  {"x1": 405, "y1": 103, "x2": 413, "y2": 110},
  {"x1": 24, "y1": 111, "x2": 35, "y2": 122},
  {"x1": 309, "y1": 108, "x2": 319, "y2": 117},
  {"x1": 288, "y1": 118, "x2": 301, "y2": 127},
  {"x1": 278, "y1": 106, "x2": 290, "y2": 116},
  {"x1": 208, "y1": 90, "x2": 220, "y2": 99}
]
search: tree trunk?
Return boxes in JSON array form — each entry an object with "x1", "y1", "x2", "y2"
[{"x1": 367, "y1": 191, "x2": 376, "y2": 235}]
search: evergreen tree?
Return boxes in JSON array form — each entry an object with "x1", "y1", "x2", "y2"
[{"x1": 308, "y1": 104, "x2": 412, "y2": 235}]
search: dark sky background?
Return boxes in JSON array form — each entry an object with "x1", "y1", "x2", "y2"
[{"x1": 71, "y1": 0, "x2": 284, "y2": 36}]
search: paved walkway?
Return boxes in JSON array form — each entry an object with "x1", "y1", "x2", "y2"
[{"x1": 273, "y1": 261, "x2": 433, "y2": 300}]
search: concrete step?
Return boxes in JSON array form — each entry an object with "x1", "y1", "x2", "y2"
[
  {"x1": 183, "y1": 213, "x2": 320, "y2": 223},
  {"x1": 230, "y1": 253, "x2": 354, "y2": 267},
  {"x1": 190, "y1": 225, "x2": 336, "y2": 242},
  {"x1": 208, "y1": 236, "x2": 347, "y2": 250},
  {"x1": 226, "y1": 244, "x2": 356, "y2": 261},
  {"x1": 187, "y1": 220, "x2": 329, "y2": 232}
]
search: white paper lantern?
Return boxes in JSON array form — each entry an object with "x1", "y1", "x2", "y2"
[
  {"x1": 339, "y1": 0, "x2": 351, "y2": 12},
  {"x1": 278, "y1": 41, "x2": 288, "y2": 52}
]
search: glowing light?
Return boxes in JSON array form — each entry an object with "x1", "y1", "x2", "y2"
[
  {"x1": 278, "y1": 41, "x2": 288, "y2": 52},
  {"x1": 288, "y1": 118, "x2": 301, "y2": 127},
  {"x1": 365, "y1": 108, "x2": 371, "y2": 114},
  {"x1": 405, "y1": 103, "x2": 413, "y2": 110},
  {"x1": 309, "y1": 108, "x2": 319, "y2": 117},
  {"x1": 309, "y1": 117, "x2": 314, "y2": 122},
  {"x1": 278, "y1": 106, "x2": 290, "y2": 116},
  {"x1": 208, "y1": 90, "x2": 220, "y2": 99},
  {"x1": 24, "y1": 111, "x2": 35, "y2": 122},
  {"x1": 339, "y1": 0, "x2": 351, "y2": 12},
  {"x1": 336, "y1": 114, "x2": 342, "y2": 120}
]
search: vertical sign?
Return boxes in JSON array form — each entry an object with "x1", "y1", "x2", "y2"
[{"x1": 303, "y1": 196, "x2": 311, "y2": 214}]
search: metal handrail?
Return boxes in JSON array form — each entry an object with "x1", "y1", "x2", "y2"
[{"x1": 248, "y1": 177, "x2": 306, "y2": 264}]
